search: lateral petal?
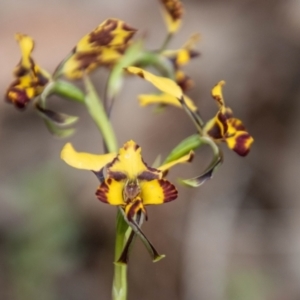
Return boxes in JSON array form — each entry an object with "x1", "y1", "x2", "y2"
[
  {"x1": 61, "y1": 143, "x2": 116, "y2": 171},
  {"x1": 96, "y1": 178, "x2": 125, "y2": 205},
  {"x1": 141, "y1": 179, "x2": 177, "y2": 205}
]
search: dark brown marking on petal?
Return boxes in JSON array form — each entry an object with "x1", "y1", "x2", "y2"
[
  {"x1": 233, "y1": 133, "x2": 252, "y2": 157},
  {"x1": 126, "y1": 199, "x2": 143, "y2": 222},
  {"x1": 107, "y1": 178, "x2": 112, "y2": 185},
  {"x1": 14, "y1": 65, "x2": 29, "y2": 77},
  {"x1": 96, "y1": 181, "x2": 109, "y2": 203},
  {"x1": 187, "y1": 151, "x2": 194, "y2": 163},
  {"x1": 109, "y1": 171, "x2": 127, "y2": 181},
  {"x1": 161, "y1": 0, "x2": 183, "y2": 21},
  {"x1": 207, "y1": 111, "x2": 229, "y2": 139},
  {"x1": 89, "y1": 19, "x2": 117, "y2": 46},
  {"x1": 122, "y1": 23, "x2": 137, "y2": 44},
  {"x1": 177, "y1": 73, "x2": 194, "y2": 92},
  {"x1": 207, "y1": 122, "x2": 222, "y2": 140},
  {"x1": 35, "y1": 72, "x2": 49, "y2": 86},
  {"x1": 137, "y1": 70, "x2": 145, "y2": 78},
  {"x1": 224, "y1": 107, "x2": 233, "y2": 119},
  {"x1": 122, "y1": 23, "x2": 137, "y2": 32},
  {"x1": 159, "y1": 179, "x2": 178, "y2": 202},
  {"x1": 6, "y1": 87, "x2": 30, "y2": 110},
  {"x1": 229, "y1": 118, "x2": 246, "y2": 131},
  {"x1": 189, "y1": 50, "x2": 200, "y2": 59},
  {"x1": 138, "y1": 171, "x2": 160, "y2": 181},
  {"x1": 75, "y1": 51, "x2": 99, "y2": 70},
  {"x1": 106, "y1": 156, "x2": 119, "y2": 169}
]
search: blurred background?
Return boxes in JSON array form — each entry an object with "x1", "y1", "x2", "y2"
[{"x1": 1, "y1": 0, "x2": 300, "y2": 299}]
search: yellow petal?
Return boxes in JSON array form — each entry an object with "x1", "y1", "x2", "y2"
[
  {"x1": 141, "y1": 179, "x2": 177, "y2": 205},
  {"x1": 211, "y1": 80, "x2": 226, "y2": 107},
  {"x1": 139, "y1": 92, "x2": 198, "y2": 112},
  {"x1": 61, "y1": 143, "x2": 116, "y2": 171},
  {"x1": 108, "y1": 140, "x2": 161, "y2": 180},
  {"x1": 126, "y1": 66, "x2": 183, "y2": 99},
  {"x1": 158, "y1": 150, "x2": 194, "y2": 173},
  {"x1": 15, "y1": 33, "x2": 34, "y2": 70},
  {"x1": 160, "y1": 0, "x2": 184, "y2": 34},
  {"x1": 96, "y1": 178, "x2": 125, "y2": 205}
]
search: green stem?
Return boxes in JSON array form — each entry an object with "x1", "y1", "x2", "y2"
[
  {"x1": 158, "y1": 33, "x2": 173, "y2": 52},
  {"x1": 113, "y1": 210, "x2": 130, "y2": 300},
  {"x1": 83, "y1": 76, "x2": 118, "y2": 153}
]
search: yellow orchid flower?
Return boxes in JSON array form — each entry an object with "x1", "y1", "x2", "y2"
[
  {"x1": 55, "y1": 19, "x2": 137, "y2": 79},
  {"x1": 203, "y1": 81, "x2": 254, "y2": 156},
  {"x1": 160, "y1": 0, "x2": 184, "y2": 34},
  {"x1": 126, "y1": 67, "x2": 254, "y2": 157},
  {"x1": 6, "y1": 33, "x2": 51, "y2": 109},
  {"x1": 61, "y1": 140, "x2": 193, "y2": 261}
]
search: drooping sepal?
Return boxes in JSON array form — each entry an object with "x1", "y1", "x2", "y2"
[
  {"x1": 119, "y1": 207, "x2": 165, "y2": 263},
  {"x1": 180, "y1": 136, "x2": 223, "y2": 187}
]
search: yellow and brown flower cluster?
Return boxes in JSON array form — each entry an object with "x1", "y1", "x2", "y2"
[{"x1": 5, "y1": 19, "x2": 137, "y2": 110}]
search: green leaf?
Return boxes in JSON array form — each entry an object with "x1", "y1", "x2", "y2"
[{"x1": 163, "y1": 134, "x2": 203, "y2": 164}]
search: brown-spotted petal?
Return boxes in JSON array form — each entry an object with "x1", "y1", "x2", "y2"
[
  {"x1": 160, "y1": 0, "x2": 184, "y2": 33},
  {"x1": 204, "y1": 111, "x2": 228, "y2": 140},
  {"x1": 55, "y1": 19, "x2": 137, "y2": 79},
  {"x1": 6, "y1": 33, "x2": 50, "y2": 109},
  {"x1": 225, "y1": 130, "x2": 254, "y2": 156}
]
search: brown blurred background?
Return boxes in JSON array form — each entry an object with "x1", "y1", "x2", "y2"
[{"x1": 1, "y1": 0, "x2": 300, "y2": 299}]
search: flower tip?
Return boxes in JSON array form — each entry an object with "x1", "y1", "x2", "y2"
[
  {"x1": 187, "y1": 150, "x2": 195, "y2": 163},
  {"x1": 60, "y1": 143, "x2": 73, "y2": 161},
  {"x1": 153, "y1": 254, "x2": 166, "y2": 263}
]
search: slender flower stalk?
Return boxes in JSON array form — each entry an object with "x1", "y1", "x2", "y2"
[{"x1": 113, "y1": 211, "x2": 129, "y2": 300}]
